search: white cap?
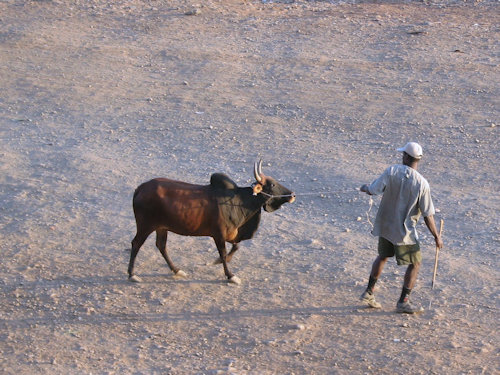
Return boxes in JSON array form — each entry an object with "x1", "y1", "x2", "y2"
[{"x1": 397, "y1": 142, "x2": 423, "y2": 159}]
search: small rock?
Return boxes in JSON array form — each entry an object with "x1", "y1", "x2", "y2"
[
  {"x1": 86, "y1": 307, "x2": 96, "y2": 315},
  {"x1": 185, "y1": 8, "x2": 201, "y2": 16},
  {"x1": 407, "y1": 30, "x2": 426, "y2": 35}
]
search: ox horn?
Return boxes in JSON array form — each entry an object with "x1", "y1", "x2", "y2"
[{"x1": 254, "y1": 160, "x2": 263, "y2": 182}]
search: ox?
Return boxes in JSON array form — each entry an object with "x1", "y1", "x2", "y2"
[{"x1": 129, "y1": 161, "x2": 295, "y2": 284}]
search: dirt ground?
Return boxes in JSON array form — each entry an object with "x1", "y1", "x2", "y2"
[{"x1": 0, "y1": 0, "x2": 498, "y2": 374}]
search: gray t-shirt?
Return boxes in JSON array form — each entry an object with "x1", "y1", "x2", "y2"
[{"x1": 368, "y1": 164, "x2": 435, "y2": 245}]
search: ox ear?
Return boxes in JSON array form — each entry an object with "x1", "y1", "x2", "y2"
[{"x1": 252, "y1": 183, "x2": 263, "y2": 196}]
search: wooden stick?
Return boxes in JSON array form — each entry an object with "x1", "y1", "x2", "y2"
[{"x1": 431, "y1": 219, "x2": 444, "y2": 289}]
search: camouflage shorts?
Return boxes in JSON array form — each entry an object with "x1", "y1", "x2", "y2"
[{"x1": 378, "y1": 237, "x2": 422, "y2": 265}]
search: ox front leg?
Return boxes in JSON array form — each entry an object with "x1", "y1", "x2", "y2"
[
  {"x1": 214, "y1": 238, "x2": 241, "y2": 285},
  {"x1": 212, "y1": 243, "x2": 239, "y2": 265},
  {"x1": 226, "y1": 243, "x2": 239, "y2": 263}
]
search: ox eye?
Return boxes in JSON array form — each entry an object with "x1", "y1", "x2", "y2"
[{"x1": 271, "y1": 183, "x2": 275, "y2": 188}]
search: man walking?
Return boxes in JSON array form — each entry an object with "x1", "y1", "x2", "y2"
[{"x1": 360, "y1": 142, "x2": 443, "y2": 313}]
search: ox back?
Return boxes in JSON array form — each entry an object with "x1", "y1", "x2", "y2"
[{"x1": 132, "y1": 177, "x2": 263, "y2": 240}]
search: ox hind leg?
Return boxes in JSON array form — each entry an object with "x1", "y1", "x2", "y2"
[
  {"x1": 155, "y1": 229, "x2": 186, "y2": 277},
  {"x1": 214, "y1": 238, "x2": 241, "y2": 285},
  {"x1": 129, "y1": 227, "x2": 154, "y2": 282}
]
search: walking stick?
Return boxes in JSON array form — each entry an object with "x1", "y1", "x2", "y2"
[{"x1": 431, "y1": 219, "x2": 444, "y2": 289}]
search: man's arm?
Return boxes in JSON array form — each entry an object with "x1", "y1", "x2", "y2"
[
  {"x1": 424, "y1": 215, "x2": 444, "y2": 249},
  {"x1": 360, "y1": 167, "x2": 391, "y2": 196}
]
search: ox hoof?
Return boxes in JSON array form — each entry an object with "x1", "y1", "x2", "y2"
[
  {"x1": 129, "y1": 275, "x2": 142, "y2": 283},
  {"x1": 174, "y1": 270, "x2": 187, "y2": 278},
  {"x1": 228, "y1": 276, "x2": 241, "y2": 285},
  {"x1": 212, "y1": 258, "x2": 222, "y2": 265}
]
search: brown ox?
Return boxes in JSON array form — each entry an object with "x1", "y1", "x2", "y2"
[{"x1": 129, "y1": 161, "x2": 295, "y2": 284}]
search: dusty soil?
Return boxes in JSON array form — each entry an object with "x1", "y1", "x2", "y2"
[{"x1": 0, "y1": 0, "x2": 498, "y2": 374}]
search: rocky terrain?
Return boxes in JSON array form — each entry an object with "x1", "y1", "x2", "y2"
[{"x1": 0, "y1": 1, "x2": 498, "y2": 374}]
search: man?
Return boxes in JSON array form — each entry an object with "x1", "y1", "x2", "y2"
[{"x1": 359, "y1": 142, "x2": 443, "y2": 313}]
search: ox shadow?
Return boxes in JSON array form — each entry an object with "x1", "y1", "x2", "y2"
[
  {"x1": 1, "y1": 271, "x2": 397, "y2": 332},
  {"x1": 128, "y1": 273, "x2": 225, "y2": 286},
  {"x1": 1, "y1": 306, "x2": 397, "y2": 331},
  {"x1": 1, "y1": 288, "x2": 395, "y2": 331}
]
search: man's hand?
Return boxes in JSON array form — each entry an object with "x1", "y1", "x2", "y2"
[
  {"x1": 435, "y1": 234, "x2": 444, "y2": 249},
  {"x1": 424, "y1": 215, "x2": 444, "y2": 249},
  {"x1": 360, "y1": 184, "x2": 372, "y2": 195}
]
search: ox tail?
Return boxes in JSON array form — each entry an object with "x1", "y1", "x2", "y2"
[
  {"x1": 133, "y1": 188, "x2": 140, "y2": 200},
  {"x1": 132, "y1": 187, "x2": 143, "y2": 210}
]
